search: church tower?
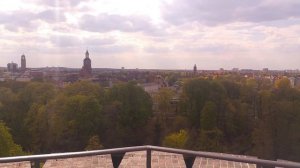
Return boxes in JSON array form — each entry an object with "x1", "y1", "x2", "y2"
[
  {"x1": 21, "y1": 54, "x2": 26, "y2": 72},
  {"x1": 193, "y1": 64, "x2": 197, "y2": 75},
  {"x1": 80, "y1": 50, "x2": 92, "y2": 77}
]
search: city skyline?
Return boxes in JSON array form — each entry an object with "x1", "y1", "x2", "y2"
[{"x1": 1, "y1": 0, "x2": 300, "y2": 70}]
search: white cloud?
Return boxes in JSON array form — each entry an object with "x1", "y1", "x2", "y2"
[
  {"x1": 163, "y1": 0, "x2": 300, "y2": 25},
  {"x1": 0, "y1": 0, "x2": 300, "y2": 69}
]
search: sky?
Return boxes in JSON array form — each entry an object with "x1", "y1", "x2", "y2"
[{"x1": 0, "y1": 0, "x2": 300, "y2": 70}]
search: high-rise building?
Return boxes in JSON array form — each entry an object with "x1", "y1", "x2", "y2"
[
  {"x1": 80, "y1": 50, "x2": 92, "y2": 77},
  {"x1": 7, "y1": 62, "x2": 18, "y2": 72},
  {"x1": 21, "y1": 54, "x2": 26, "y2": 71}
]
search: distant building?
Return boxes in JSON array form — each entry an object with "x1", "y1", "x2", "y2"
[
  {"x1": 193, "y1": 64, "x2": 197, "y2": 75},
  {"x1": 7, "y1": 62, "x2": 18, "y2": 72},
  {"x1": 80, "y1": 50, "x2": 92, "y2": 77},
  {"x1": 30, "y1": 69, "x2": 43, "y2": 80},
  {"x1": 232, "y1": 68, "x2": 239, "y2": 72},
  {"x1": 140, "y1": 75, "x2": 168, "y2": 97},
  {"x1": 141, "y1": 83, "x2": 160, "y2": 96},
  {"x1": 5, "y1": 54, "x2": 28, "y2": 74},
  {"x1": 21, "y1": 54, "x2": 26, "y2": 72},
  {"x1": 295, "y1": 77, "x2": 300, "y2": 88},
  {"x1": 64, "y1": 73, "x2": 79, "y2": 83},
  {"x1": 16, "y1": 76, "x2": 31, "y2": 82},
  {"x1": 289, "y1": 77, "x2": 296, "y2": 88},
  {"x1": 219, "y1": 68, "x2": 225, "y2": 74},
  {"x1": 263, "y1": 68, "x2": 269, "y2": 73}
]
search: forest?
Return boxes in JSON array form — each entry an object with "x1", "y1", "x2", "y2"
[{"x1": 0, "y1": 75, "x2": 300, "y2": 162}]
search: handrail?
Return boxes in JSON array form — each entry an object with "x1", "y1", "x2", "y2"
[
  {"x1": 0, "y1": 146, "x2": 147, "y2": 163},
  {"x1": 148, "y1": 146, "x2": 300, "y2": 168},
  {"x1": 0, "y1": 145, "x2": 299, "y2": 168}
]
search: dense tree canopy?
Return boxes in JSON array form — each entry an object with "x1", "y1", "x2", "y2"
[{"x1": 0, "y1": 77, "x2": 299, "y2": 162}]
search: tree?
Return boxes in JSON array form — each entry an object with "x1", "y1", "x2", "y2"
[
  {"x1": 197, "y1": 101, "x2": 223, "y2": 152},
  {"x1": 163, "y1": 130, "x2": 188, "y2": 149},
  {"x1": 223, "y1": 100, "x2": 253, "y2": 154},
  {"x1": 63, "y1": 81, "x2": 103, "y2": 100},
  {"x1": 181, "y1": 79, "x2": 212, "y2": 128},
  {"x1": 46, "y1": 94, "x2": 103, "y2": 152},
  {"x1": 19, "y1": 82, "x2": 56, "y2": 108},
  {"x1": 0, "y1": 87, "x2": 29, "y2": 150},
  {"x1": 103, "y1": 82, "x2": 153, "y2": 147},
  {"x1": 85, "y1": 135, "x2": 103, "y2": 151},
  {"x1": 180, "y1": 79, "x2": 226, "y2": 128},
  {"x1": 0, "y1": 122, "x2": 24, "y2": 157},
  {"x1": 0, "y1": 87, "x2": 18, "y2": 123},
  {"x1": 24, "y1": 104, "x2": 49, "y2": 153},
  {"x1": 253, "y1": 88, "x2": 300, "y2": 162},
  {"x1": 26, "y1": 81, "x2": 106, "y2": 152},
  {"x1": 154, "y1": 88, "x2": 175, "y2": 128},
  {"x1": 200, "y1": 101, "x2": 217, "y2": 130},
  {"x1": 220, "y1": 80, "x2": 240, "y2": 99},
  {"x1": 13, "y1": 82, "x2": 57, "y2": 151},
  {"x1": 275, "y1": 78, "x2": 291, "y2": 90},
  {"x1": 166, "y1": 73, "x2": 180, "y2": 86},
  {"x1": 198, "y1": 128, "x2": 223, "y2": 152}
]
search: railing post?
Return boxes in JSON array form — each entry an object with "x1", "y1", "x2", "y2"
[
  {"x1": 111, "y1": 152, "x2": 125, "y2": 168},
  {"x1": 30, "y1": 160, "x2": 40, "y2": 168},
  {"x1": 256, "y1": 163, "x2": 263, "y2": 168},
  {"x1": 183, "y1": 155, "x2": 196, "y2": 168},
  {"x1": 146, "y1": 149, "x2": 151, "y2": 168}
]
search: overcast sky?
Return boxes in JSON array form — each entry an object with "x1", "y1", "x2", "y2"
[{"x1": 1, "y1": 0, "x2": 300, "y2": 70}]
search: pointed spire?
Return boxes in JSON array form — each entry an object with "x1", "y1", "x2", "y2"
[{"x1": 85, "y1": 50, "x2": 89, "y2": 58}]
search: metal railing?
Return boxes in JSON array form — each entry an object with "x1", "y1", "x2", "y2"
[{"x1": 0, "y1": 145, "x2": 300, "y2": 168}]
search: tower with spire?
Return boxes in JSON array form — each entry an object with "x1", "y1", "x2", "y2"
[
  {"x1": 80, "y1": 50, "x2": 92, "y2": 77},
  {"x1": 193, "y1": 64, "x2": 197, "y2": 75},
  {"x1": 21, "y1": 54, "x2": 26, "y2": 72}
]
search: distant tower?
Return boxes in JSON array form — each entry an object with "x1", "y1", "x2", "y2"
[
  {"x1": 193, "y1": 64, "x2": 197, "y2": 75},
  {"x1": 21, "y1": 54, "x2": 26, "y2": 72},
  {"x1": 80, "y1": 50, "x2": 92, "y2": 77}
]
